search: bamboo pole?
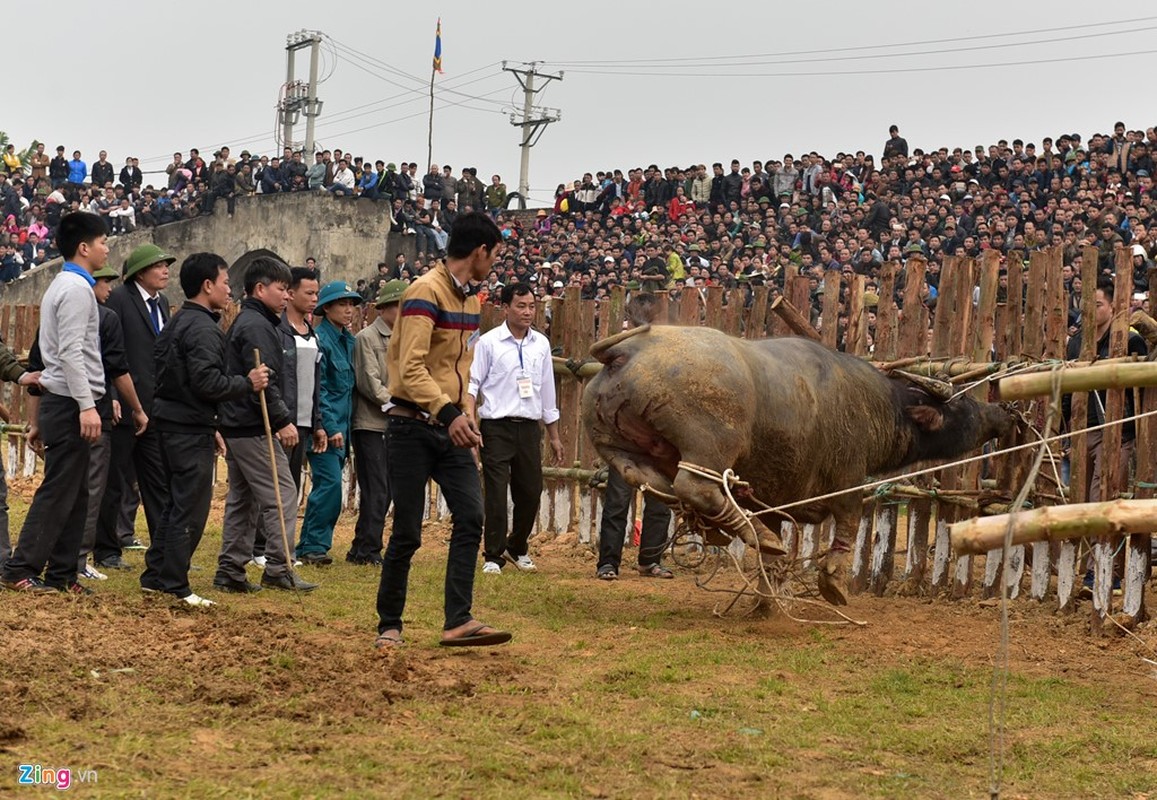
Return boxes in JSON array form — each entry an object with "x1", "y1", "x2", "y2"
[
  {"x1": 541, "y1": 466, "x2": 597, "y2": 481},
  {"x1": 821, "y1": 269, "x2": 841, "y2": 350},
  {"x1": 769, "y1": 296, "x2": 822, "y2": 342},
  {"x1": 998, "y1": 362, "x2": 1157, "y2": 400},
  {"x1": 951, "y1": 499, "x2": 1157, "y2": 555}
]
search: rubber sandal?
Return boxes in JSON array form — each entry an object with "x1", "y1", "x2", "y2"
[
  {"x1": 637, "y1": 563, "x2": 674, "y2": 579},
  {"x1": 597, "y1": 565, "x2": 618, "y2": 581},
  {"x1": 374, "y1": 632, "x2": 404, "y2": 649},
  {"x1": 440, "y1": 623, "x2": 512, "y2": 647}
]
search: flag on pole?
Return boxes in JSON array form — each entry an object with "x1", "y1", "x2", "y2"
[{"x1": 433, "y1": 19, "x2": 443, "y2": 73}]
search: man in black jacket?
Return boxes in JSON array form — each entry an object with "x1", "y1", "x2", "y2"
[
  {"x1": 91, "y1": 151, "x2": 115, "y2": 188},
  {"x1": 214, "y1": 256, "x2": 317, "y2": 593},
  {"x1": 147, "y1": 253, "x2": 269, "y2": 605},
  {"x1": 95, "y1": 243, "x2": 175, "y2": 571}
]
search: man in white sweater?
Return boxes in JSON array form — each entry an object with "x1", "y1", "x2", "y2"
[{"x1": 2, "y1": 212, "x2": 119, "y2": 595}]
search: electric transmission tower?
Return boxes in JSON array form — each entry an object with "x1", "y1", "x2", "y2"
[
  {"x1": 280, "y1": 30, "x2": 325, "y2": 155},
  {"x1": 502, "y1": 61, "x2": 563, "y2": 209}
]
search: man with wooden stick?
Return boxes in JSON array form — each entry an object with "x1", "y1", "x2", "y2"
[
  {"x1": 1063, "y1": 275, "x2": 1147, "y2": 594},
  {"x1": 214, "y1": 257, "x2": 317, "y2": 593},
  {"x1": 374, "y1": 212, "x2": 512, "y2": 648},
  {"x1": 150, "y1": 253, "x2": 269, "y2": 605}
]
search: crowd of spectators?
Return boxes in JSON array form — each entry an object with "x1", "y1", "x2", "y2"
[{"x1": 2, "y1": 122, "x2": 1155, "y2": 341}]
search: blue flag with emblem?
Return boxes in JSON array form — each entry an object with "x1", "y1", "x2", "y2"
[{"x1": 433, "y1": 19, "x2": 443, "y2": 73}]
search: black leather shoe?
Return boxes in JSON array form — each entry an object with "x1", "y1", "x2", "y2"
[
  {"x1": 261, "y1": 572, "x2": 318, "y2": 592},
  {"x1": 345, "y1": 553, "x2": 383, "y2": 566},
  {"x1": 96, "y1": 555, "x2": 132, "y2": 570},
  {"x1": 299, "y1": 553, "x2": 333, "y2": 566},
  {"x1": 212, "y1": 577, "x2": 263, "y2": 594}
]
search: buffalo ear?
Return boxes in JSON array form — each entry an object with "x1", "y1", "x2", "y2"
[{"x1": 907, "y1": 404, "x2": 944, "y2": 431}]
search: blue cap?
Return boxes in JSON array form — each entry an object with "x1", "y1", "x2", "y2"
[{"x1": 316, "y1": 280, "x2": 363, "y2": 309}]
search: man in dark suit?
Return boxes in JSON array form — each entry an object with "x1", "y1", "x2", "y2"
[
  {"x1": 119, "y1": 157, "x2": 143, "y2": 191},
  {"x1": 94, "y1": 243, "x2": 175, "y2": 571}
]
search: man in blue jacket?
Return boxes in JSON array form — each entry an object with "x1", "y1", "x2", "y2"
[{"x1": 297, "y1": 281, "x2": 361, "y2": 564}]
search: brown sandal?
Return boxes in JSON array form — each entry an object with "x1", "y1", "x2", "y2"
[{"x1": 637, "y1": 564, "x2": 674, "y2": 579}]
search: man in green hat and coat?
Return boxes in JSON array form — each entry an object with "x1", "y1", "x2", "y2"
[
  {"x1": 98, "y1": 243, "x2": 175, "y2": 576},
  {"x1": 347, "y1": 279, "x2": 406, "y2": 565},
  {"x1": 297, "y1": 280, "x2": 362, "y2": 564}
]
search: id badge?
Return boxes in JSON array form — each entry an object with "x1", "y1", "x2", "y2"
[
  {"x1": 517, "y1": 373, "x2": 533, "y2": 399},
  {"x1": 467, "y1": 329, "x2": 480, "y2": 350}
]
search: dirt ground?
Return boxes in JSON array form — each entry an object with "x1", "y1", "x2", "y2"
[{"x1": 2, "y1": 486, "x2": 1156, "y2": 799}]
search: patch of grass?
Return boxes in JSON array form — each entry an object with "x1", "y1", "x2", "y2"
[{"x1": 3, "y1": 489, "x2": 1157, "y2": 799}]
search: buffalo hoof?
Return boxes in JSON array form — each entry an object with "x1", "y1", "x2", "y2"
[
  {"x1": 704, "y1": 528, "x2": 732, "y2": 548},
  {"x1": 817, "y1": 551, "x2": 849, "y2": 606}
]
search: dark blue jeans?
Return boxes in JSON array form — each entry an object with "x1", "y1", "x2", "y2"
[{"x1": 375, "y1": 417, "x2": 484, "y2": 634}]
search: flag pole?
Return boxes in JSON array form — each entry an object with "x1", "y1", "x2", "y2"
[
  {"x1": 428, "y1": 18, "x2": 442, "y2": 175},
  {"x1": 426, "y1": 65, "x2": 435, "y2": 174}
]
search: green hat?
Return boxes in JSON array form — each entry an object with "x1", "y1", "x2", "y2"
[
  {"x1": 375, "y1": 279, "x2": 408, "y2": 307},
  {"x1": 757, "y1": 196, "x2": 771, "y2": 204},
  {"x1": 624, "y1": 280, "x2": 641, "y2": 291},
  {"x1": 688, "y1": 243, "x2": 700, "y2": 252},
  {"x1": 123, "y1": 243, "x2": 175, "y2": 280},
  {"x1": 387, "y1": 162, "x2": 397, "y2": 171},
  {"x1": 904, "y1": 243, "x2": 924, "y2": 254},
  {"x1": 863, "y1": 292, "x2": 880, "y2": 308},
  {"x1": 316, "y1": 280, "x2": 364, "y2": 309},
  {"x1": 754, "y1": 239, "x2": 767, "y2": 248},
  {"x1": 92, "y1": 266, "x2": 120, "y2": 281}
]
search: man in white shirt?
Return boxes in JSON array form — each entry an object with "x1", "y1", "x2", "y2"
[
  {"x1": 328, "y1": 159, "x2": 355, "y2": 197},
  {"x1": 467, "y1": 283, "x2": 563, "y2": 574}
]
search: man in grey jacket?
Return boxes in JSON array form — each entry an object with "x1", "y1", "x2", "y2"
[
  {"x1": 2, "y1": 213, "x2": 124, "y2": 594},
  {"x1": 348, "y1": 279, "x2": 405, "y2": 565}
]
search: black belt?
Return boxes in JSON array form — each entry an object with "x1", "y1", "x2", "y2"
[{"x1": 482, "y1": 417, "x2": 537, "y2": 424}]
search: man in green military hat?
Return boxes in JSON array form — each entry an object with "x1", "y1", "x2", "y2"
[
  {"x1": 100, "y1": 242, "x2": 176, "y2": 577},
  {"x1": 297, "y1": 280, "x2": 363, "y2": 564},
  {"x1": 348, "y1": 279, "x2": 408, "y2": 565}
]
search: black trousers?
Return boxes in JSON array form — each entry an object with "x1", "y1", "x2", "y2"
[
  {"x1": 141, "y1": 431, "x2": 216, "y2": 596},
  {"x1": 597, "y1": 467, "x2": 671, "y2": 572},
  {"x1": 96, "y1": 425, "x2": 168, "y2": 562},
  {"x1": 376, "y1": 417, "x2": 483, "y2": 634},
  {"x1": 351, "y1": 429, "x2": 391, "y2": 559},
  {"x1": 2, "y1": 394, "x2": 90, "y2": 587},
  {"x1": 479, "y1": 418, "x2": 542, "y2": 563},
  {"x1": 253, "y1": 425, "x2": 308, "y2": 558}
]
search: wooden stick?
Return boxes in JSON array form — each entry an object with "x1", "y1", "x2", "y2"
[
  {"x1": 1131, "y1": 310, "x2": 1157, "y2": 351},
  {"x1": 950, "y1": 499, "x2": 1157, "y2": 555},
  {"x1": 254, "y1": 348, "x2": 299, "y2": 595},
  {"x1": 998, "y1": 362, "x2": 1157, "y2": 400},
  {"x1": 769, "y1": 296, "x2": 822, "y2": 342}
]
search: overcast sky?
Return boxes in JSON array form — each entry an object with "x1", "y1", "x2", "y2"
[{"x1": 8, "y1": 2, "x2": 1154, "y2": 205}]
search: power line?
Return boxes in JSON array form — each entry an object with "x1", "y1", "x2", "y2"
[
  {"x1": 550, "y1": 47, "x2": 1157, "y2": 79},
  {"x1": 136, "y1": 65, "x2": 505, "y2": 166},
  {"x1": 544, "y1": 23, "x2": 1157, "y2": 70},
  {"x1": 545, "y1": 14, "x2": 1157, "y2": 66},
  {"x1": 328, "y1": 39, "x2": 509, "y2": 108}
]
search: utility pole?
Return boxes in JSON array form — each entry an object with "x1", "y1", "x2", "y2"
[
  {"x1": 280, "y1": 30, "x2": 325, "y2": 154},
  {"x1": 502, "y1": 61, "x2": 562, "y2": 209}
]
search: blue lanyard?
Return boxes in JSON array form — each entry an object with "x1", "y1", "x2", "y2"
[{"x1": 517, "y1": 336, "x2": 525, "y2": 371}]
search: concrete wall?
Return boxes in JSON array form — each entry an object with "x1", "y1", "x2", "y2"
[{"x1": 0, "y1": 192, "x2": 418, "y2": 304}]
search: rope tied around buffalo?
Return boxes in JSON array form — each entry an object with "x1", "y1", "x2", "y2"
[{"x1": 646, "y1": 461, "x2": 866, "y2": 627}]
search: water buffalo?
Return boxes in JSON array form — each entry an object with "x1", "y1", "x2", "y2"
[{"x1": 581, "y1": 325, "x2": 1013, "y2": 605}]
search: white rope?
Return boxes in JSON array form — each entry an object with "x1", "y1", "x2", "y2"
[{"x1": 756, "y1": 406, "x2": 1157, "y2": 519}]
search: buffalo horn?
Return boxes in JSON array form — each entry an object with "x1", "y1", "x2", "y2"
[
  {"x1": 893, "y1": 370, "x2": 954, "y2": 402},
  {"x1": 589, "y1": 324, "x2": 651, "y2": 363}
]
